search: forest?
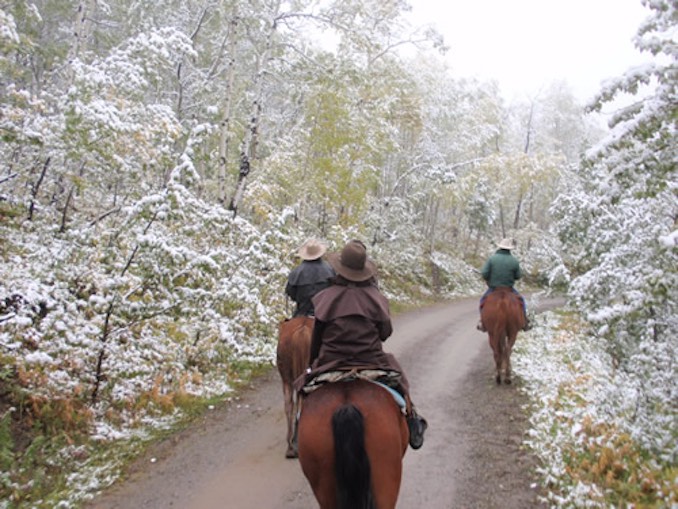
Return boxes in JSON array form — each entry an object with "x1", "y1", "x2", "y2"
[{"x1": 0, "y1": 0, "x2": 675, "y2": 507}]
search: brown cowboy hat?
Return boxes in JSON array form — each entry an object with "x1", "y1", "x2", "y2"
[
  {"x1": 327, "y1": 239, "x2": 377, "y2": 282},
  {"x1": 297, "y1": 238, "x2": 327, "y2": 261}
]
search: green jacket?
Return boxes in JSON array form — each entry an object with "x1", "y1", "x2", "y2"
[{"x1": 481, "y1": 249, "x2": 522, "y2": 288}]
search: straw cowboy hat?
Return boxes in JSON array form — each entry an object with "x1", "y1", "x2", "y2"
[
  {"x1": 327, "y1": 240, "x2": 376, "y2": 282},
  {"x1": 298, "y1": 239, "x2": 327, "y2": 261},
  {"x1": 496, "y1": 238, "x2": 516, "y2": 250}
]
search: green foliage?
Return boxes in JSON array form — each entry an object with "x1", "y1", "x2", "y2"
[{"x1": 0, "y1": 410, "x2": 14, "y2": 471}]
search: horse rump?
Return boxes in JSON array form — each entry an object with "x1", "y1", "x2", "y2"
[{"x1": 332, "y1": 404, "x2": 375, "y2": 509}]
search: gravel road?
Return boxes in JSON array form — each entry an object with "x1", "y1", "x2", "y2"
[{"x1": 86, "y1": 296, "x2": 561, "y2": 509}]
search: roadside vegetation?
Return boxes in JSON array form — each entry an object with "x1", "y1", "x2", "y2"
[{"x1": 515, "y1": 311, "x2": 676, "y2": 508}]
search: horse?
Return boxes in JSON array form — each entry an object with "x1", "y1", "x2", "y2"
[
  {"x1": 297, "y1": 378, "x2": 409, "y2": 509},
  {"x1": 480, "y1": 287, "x2": 526, "y2": 385},
  {"x1": 276, "y1": 315, "x2": 314, "y2": 458}
]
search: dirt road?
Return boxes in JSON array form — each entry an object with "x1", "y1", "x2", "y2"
[{"x1": 86, "y1": 297, "x2": 559, "y2": 509}]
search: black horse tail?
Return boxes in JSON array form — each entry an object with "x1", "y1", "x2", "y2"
[{"x1": 332, "y1": 404, "x2": 375, "y2": 509}]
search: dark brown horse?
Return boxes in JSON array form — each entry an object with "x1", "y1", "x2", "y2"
[
  {"x1": 480, "y1": 287, "x2": 526, "y2": 384},
  {"x1": 276, "y1": 316, "x2": 313, "y2": 458},
  {"x1": 297, "y1": 379, "x2": 409, "y2": 509}
]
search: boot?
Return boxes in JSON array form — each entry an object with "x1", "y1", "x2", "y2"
[
  {"x1": 403, "y1": 395, "x2": 427, "y2": 449},
  {"x1": 522, "y1": 317, "x2": 532, "y2": 331},
  {"x1": 476, "y1": 319, "x2": 486, "y2": 332},
  {"x1": 406, "y1": 408, "x2": 428, "y2": 449}
]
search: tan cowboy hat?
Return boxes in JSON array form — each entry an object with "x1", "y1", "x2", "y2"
[
  {"x1": 327, "y1": 239, "x2": 377, "y2": 282},
  {"x1": 297, "y1": 238, "x2": 327, "y2": 261},
  {"x1": 497, "y1": 238, "x2": 516, "y2": 250}
]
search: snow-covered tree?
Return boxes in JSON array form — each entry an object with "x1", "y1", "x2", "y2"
[{"x1": 552, "y1": 0, "x2": 677, "y2": 458}]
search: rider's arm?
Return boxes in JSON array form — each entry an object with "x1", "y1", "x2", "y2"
[{"x1": 480, "y1": 258, "x2": 492, "y2": 283}]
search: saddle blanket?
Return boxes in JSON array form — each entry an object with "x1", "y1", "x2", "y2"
[{"x1": 301, "y1": 368, "x2": 405, "y2": 409}]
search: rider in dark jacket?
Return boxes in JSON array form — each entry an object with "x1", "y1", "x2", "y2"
[
  {"x1": 477, "y1": 238, "x2": 530, "y2": 331},
  {"x1": 285, "y1": 239, "x2": 335, "y2": 317}
]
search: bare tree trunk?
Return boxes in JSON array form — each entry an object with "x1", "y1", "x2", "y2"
[
  {"x1": 527, "y1": 183, "x2": 535, "y2": 250},
  {"x1": 176, "y1": 62, "x2": 184, "y2": 120},
  {"x1": 68, "y1": 0, "x2": 96, "y2": 73},
  {"x1": 59, "y1": 185, "x2": 75, "y2": 233},
  {"x1": 229, "y1": 1, "x2": 281, "y2": 216},
  {"x1": 218, "y1": 16, "x2": 239, "y2": 204},
  {"x1": 427, "y1": 196, "x2": 440, "y2": 255},
  {"x1": 27, "y1": 157, "x2": 50, "y2": 221},
  {"x1": 513, "y1": 192, "x2": 523, "y2": 230},
  {"x1": 524, "y1": 100, "x2": 535, "y2": 155}
]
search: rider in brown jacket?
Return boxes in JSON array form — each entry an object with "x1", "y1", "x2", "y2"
[{"x1": 298, "y1": 239, "x2": 427, "y2": 449}]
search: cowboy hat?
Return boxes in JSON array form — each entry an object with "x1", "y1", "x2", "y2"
[
  {"x1": 496, "y1": 238, "x2": 516, "y2": 250},
  {"x1": 327, "y1": 239, "x2": 376, "y2": 282},
  {"x1": 297, "y1": 239, "x2": 327, "y2": 261}
]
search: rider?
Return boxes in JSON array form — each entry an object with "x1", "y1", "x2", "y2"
[
  {"x1": 297, "y1": 239, "x2": 428, "y2": 449},
  {"x1": 477, "y1": 238, "x2": 531, "y2": 332},
  {"x1": 285, "y1": 238, "x2": 335, "y2": 317}
]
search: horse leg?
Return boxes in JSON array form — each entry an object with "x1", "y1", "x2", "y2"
[
  {"x1": 501, "y1": 352, "x2": 510, "y2": 385},
  {"x1": 491, "y1": 336, "x2": 502, "y2": 384},
  {"x1": 282, "y1": 382, "x2": 297, "y2": 458},
  {"x1": 500, "y1": 335, "x2": 512, "y2": 384},
  {"x1": 298, "y1": 408, "x2": 338, "y2": 509},
  {"x1": 504, "y1": 333, "x2": 517, "y2": 385},
  {"x1": 365, "y1": 414, "x2": 404, "y2": 509},
  {"x1": 290, "y1": 391, "x2": 304, "y2": 455},
  {"x1": 494, "y1": 353, "x2": 501, "y2": 385}
]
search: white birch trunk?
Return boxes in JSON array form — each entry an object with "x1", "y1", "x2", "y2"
[
  {"x1": 229, "y1": 0, "x2": 281, "y2": 215},
  {"x1": 218, "y1": 16, "x2": 239, "y2": 204}
]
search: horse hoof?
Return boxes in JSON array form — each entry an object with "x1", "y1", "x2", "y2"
[
  {"x1": 504, "y1": 379, "x2": 512, "y2": 385},
  {"x1": 495, "y1": 375, "x2": 501, "y2": 385}
]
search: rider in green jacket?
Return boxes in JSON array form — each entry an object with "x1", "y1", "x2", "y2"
[{"x1": 477, "y1": 238, "x2": 531, "y2": 331}]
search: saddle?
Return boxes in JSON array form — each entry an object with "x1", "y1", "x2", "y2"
[{"x1": 301, "y1": 367, "x2": 405, "y2": 408}]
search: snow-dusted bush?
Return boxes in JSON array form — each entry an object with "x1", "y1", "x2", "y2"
[{"x1": 514, "y1": 312, "x2": 677, "y2": 507}]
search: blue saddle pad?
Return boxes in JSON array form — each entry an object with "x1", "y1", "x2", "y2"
[{"x1": 373, "y1": 381, "x2": 406, "y2": 408}]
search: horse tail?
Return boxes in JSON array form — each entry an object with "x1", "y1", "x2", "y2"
[{"x1": 332, "y1": 404, "x2": 375, "y2": 509}]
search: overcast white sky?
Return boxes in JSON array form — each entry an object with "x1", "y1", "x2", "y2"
[{"x1": 407, "y1": 0, "x2": 652, "y2": 102}]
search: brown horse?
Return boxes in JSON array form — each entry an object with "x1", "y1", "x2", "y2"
[
  {"x1": 480, "y1": 287, "x2": 526, "y2": 385},
  {"x1": 276, "y1": 316, "x2": 313, "y2": 458},
  {"x1": 297, "y1": 379, "x2": 409, "y2": 509}
]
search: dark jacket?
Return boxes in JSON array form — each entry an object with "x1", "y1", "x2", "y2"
[
  {"x1": 295, "y1": 276, "x2": 410, "y2": 393},
  {"x1": 481, "y1": 249, "x2": 522, "y2": 288},
  {"x1": 285, "y1": 259, "x2": 335, "y2": 316}
]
